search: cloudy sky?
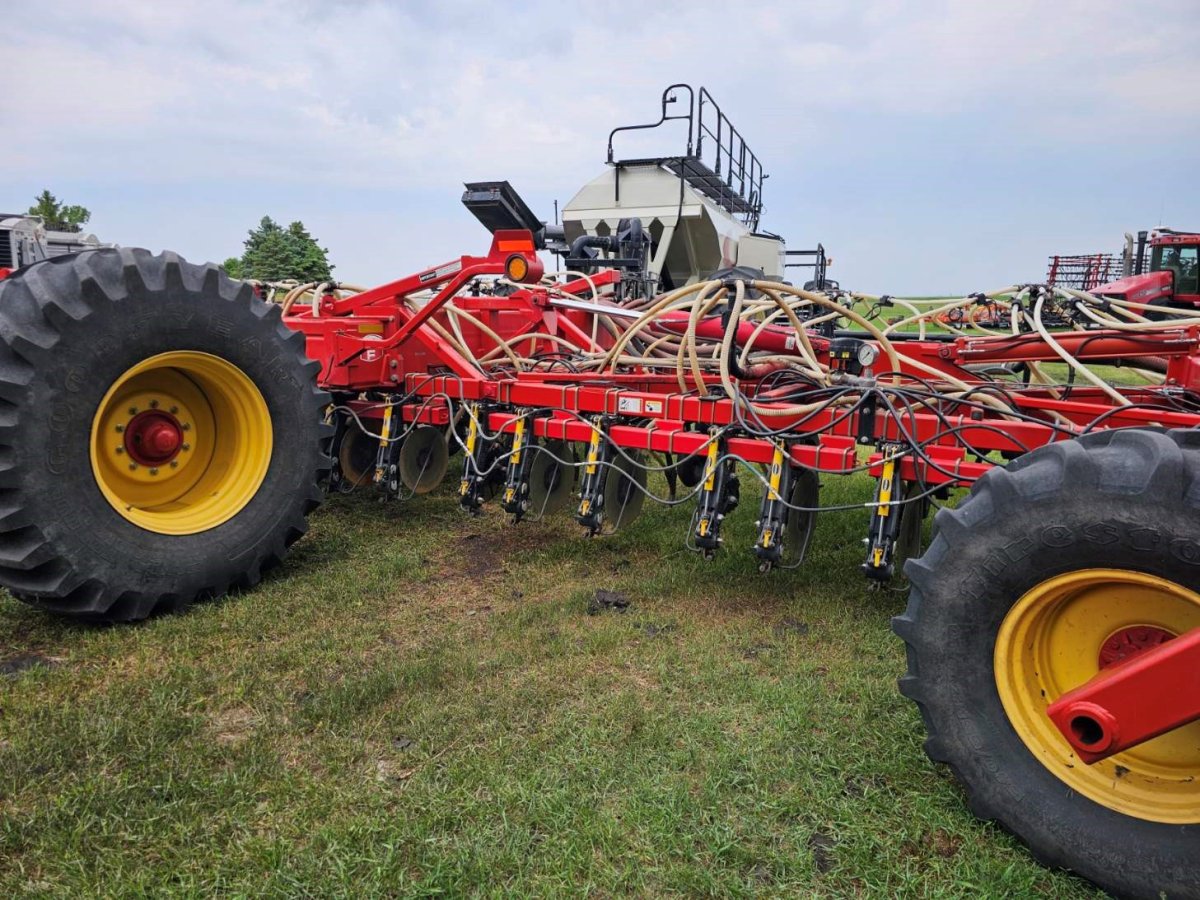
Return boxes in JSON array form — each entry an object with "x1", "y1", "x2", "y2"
[{"x1": 6, "y1": 0, "x2": 1199, "y2": 294}]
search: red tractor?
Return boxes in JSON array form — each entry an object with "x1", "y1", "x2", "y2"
[
  {"x1": 1092, "y1": 228, "x2": 1200, "y2": 311},
  {"x1": 0, "y1": 87, "x2": 1196, "y2": 898}
]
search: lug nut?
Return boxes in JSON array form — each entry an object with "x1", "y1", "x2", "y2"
[
  {"x1": 128, "y1": 406, "x2": 138, "y2": 415},
  {"x1": 149, "y1": 467, "x2": 159, "y2": 476},
  {"x1": 128, "y1": 463, "x2": 138, "y2": 471},
  {"x1": 115, "y1": 424, "x2": 125, "y2": 433},
  {"x1": 169, "y1": 406, "x2": 179, "y2": 414},
  {"x1": 115, "y1": 446, "x2": 124, "y2": 454},
  {"x1": 181, "y1": 443, "x2": 191, "y2": 451},
  {"x1": 170, "y1": 460, "x2": 179, "y2": 468},
  {"x1": 181, "y1": 423, "x2": 191, "y2": 431},
  {"x1": 149, "y1": 399, "x2": 159, "y2": 408}
]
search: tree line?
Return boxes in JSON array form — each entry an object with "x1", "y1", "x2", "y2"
[{"x1": 20, "y1": 191, "x2": 334, "y2": 283}]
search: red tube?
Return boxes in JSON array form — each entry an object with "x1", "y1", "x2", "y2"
[
  {"x1": 1046, "y1": 626, "x2": 1200, "y2": 764},
  {"x1": 653, "y1": 311, "x2": 830, "y2": 355}
]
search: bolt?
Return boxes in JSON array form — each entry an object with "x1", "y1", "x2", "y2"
[
  {"x1": 181, "y1": 443, "x2": 191, "y2": 451},
  {"x1": 115, "y1": 424, "x2": 125, "y2": 433},
  {"x1": 149, "y1": 467, "x2": 159, "y2": 476},
  {"x1": 169, "y1": 405, "x2": 179, "y2": 414},
  {"x1": 181, "y1": 423, "x2": 191, "y2": 431},
  {"x1": 128, "y1": 406, "x2": 138, "y2": 415},
  {"x1": 128, "y1": 463, "x2": 138, "y2": 471},
  {"x1": 115, "y1": 446, "x2": 125, "y2": 454},
  {"x1": 170, "y1": 460, "x2": 179, "y2": 468},
  {"x1": 149, "y1": 399, "x2": 159, "y2": 408}
]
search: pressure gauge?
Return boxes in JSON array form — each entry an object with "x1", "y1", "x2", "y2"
[
  {"x1": 828, "y1": 337, "x2": 878, "y2": 375},
  {"x1": 857, "y1": 341, "x2": 879, "y2": 370}
]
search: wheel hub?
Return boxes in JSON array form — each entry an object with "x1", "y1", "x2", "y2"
[
  {"x1": 1099, "y1": 624, "x2": 1176, "y2": 668},
  {"x1": 123, "y1": 410, "x2": 184, "y2": 466}
]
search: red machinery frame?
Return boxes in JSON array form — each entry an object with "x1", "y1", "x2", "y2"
[{"x1": 284, "y1": 229, "x2": 1200, "y2": 765}]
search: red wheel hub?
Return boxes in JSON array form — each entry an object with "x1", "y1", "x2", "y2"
[
  {"x1": 124, "y1": 410, "x2": 183, "y2": 466},
  {"x1": 1098, "y1": 625, "x2": 1176, "y2": 669}
]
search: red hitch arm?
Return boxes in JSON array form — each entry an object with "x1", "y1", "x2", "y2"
[{"x1": 1046, "y1": 626, "x2": 1200, "y2": 764}]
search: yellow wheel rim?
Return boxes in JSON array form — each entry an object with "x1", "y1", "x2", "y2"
[
  {"x1": 90, "y1": 351, "x2": 272, "y2": 535},
  {"x1": 995, "y1": 568, "x2": 1200, "y2": 823}
]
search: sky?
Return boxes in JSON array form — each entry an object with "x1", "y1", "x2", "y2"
[{"x1": 5, "y1": 0, "x2": 1199, "y2": 295}]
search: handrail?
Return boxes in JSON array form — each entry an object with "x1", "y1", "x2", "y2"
[
  {"x1": 606, "y1": 84, "x2": 766, "y2": 230},
  {"x1": 606, "y1": 84, "x2": 694, "y2": 164}
]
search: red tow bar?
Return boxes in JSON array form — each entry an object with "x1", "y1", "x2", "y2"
[{"x1": 1046, "y1": 626, "x2": 1200, "y2": 764}]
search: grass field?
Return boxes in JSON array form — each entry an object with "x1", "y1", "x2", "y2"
[{"x1": 0, "y1": 471, "x2": 1106, "y2": 897}]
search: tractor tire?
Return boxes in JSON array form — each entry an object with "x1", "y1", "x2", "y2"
[
  {"x1": 0, "y1": 248, "x2": 329, "y2": 622},
  {"x1": 893, "y1": 429, "x2": 1200, "y2": 899}
]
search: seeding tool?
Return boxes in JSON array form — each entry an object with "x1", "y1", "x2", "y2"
[{"x1": 0, "y1": 85, "x2": 1197, "y2": 898}]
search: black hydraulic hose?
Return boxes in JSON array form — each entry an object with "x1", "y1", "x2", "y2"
[{"x1": 569, "y1": 234, "x2": 615, "y2": 259}]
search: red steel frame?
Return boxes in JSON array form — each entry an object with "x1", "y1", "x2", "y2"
[{"x1": 283, "y1": 230, "x2": 1200, "y2": 764}]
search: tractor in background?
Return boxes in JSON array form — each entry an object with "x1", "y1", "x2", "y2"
[
  {"x1": 1092, "y1": 228, "x2": 1200, "y2": 312},
  {"x1": 1049, "y1": 228, "x2": 1200, "y2": 312}
]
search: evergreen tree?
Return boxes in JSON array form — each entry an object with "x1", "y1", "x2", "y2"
[
  {"x1": 235, "y1": 216, "x2": 334, "y2": 282},
  {"x1": 28, "y1": 190, "x2": 91, "y2": 233},
  {"x1": 285, "y1": 221, "x2": 333, "y2": 283},
  {"x1": 239, "y1": 217, "x2": 292, "y2": 281}
]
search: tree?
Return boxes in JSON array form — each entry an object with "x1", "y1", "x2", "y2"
[
  {"x1": 239, "y1": 217, "x2": 292, "y2": 282},
  {"x1": 234, "y1": 216, "x2": 334, "y2": 283},
  {"x1": 221, "y1": 257, "x2": 244, "y2": 279},
  {"x1": 28, "y1": 190, "x2": 91, "y2": 233},
  {"x1": 285, "y1": 221, "x2": 333, "y2": 283}
]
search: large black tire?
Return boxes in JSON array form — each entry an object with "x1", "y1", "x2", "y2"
[
  {"x1": 893, "y1": 429, "x2": 1200, "y2": 899},
  {"x1": 0, "y1": 248, "x2": 329, "y2": 622}
]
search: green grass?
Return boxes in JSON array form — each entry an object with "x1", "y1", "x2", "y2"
[{"x1": 0, "y1": 473, "x2": 1104, "y2": 898}]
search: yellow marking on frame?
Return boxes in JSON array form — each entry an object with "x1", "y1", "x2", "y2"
[
  {"x1": 511, "y1": 417, "x2": 526, "y2": 465},
  {"x1": 461, "y1": 405, "x2": 479, "y2": 496},
  {"x1": 375, "y1": 405, "x2": 394, "y2": 483},
  {"x1": 702, "y1": 438, "x2": 719, "y2": 491},
  {"x1": 877, "y1": 458, "x2": 895, "y2": 518},
  {"x1": 767, "y1": 442, "x2": 785, "y2": 501},
  {"x1": 379, "y1": 405, "x2": 393, "y2": 449},
  {"x1": 465, "y1": 405, "x2": 479, "y2": 455},
  {"x1": 585, "y1": 422, "x2": 602, "y2": 475}
]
